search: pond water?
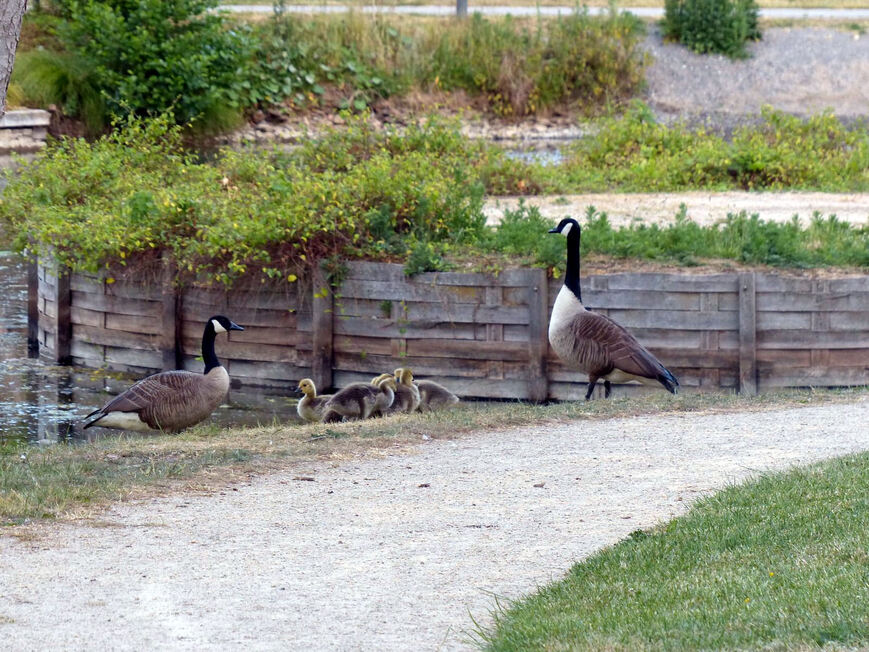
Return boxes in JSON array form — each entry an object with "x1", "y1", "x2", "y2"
[{"x1": 0, "y1": 252, "x2": 302, "y2": 445}]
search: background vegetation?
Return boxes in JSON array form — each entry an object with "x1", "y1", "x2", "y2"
[
  {"x1": 9, "y1": 4, "x2": 647, "y2": 132},
  {"x1": 1, "y1": 114, "x2": 866, "y2": 284},
  {"x1": 663, "y1": 0, "x2": 761, "y2": 58}
]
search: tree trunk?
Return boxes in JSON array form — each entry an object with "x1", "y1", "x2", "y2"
[{"x1": 1, "y1": 0, "x2": 28, "y2": 119}]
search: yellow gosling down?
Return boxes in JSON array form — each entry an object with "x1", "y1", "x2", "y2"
[
  {"x1": 396, "y1": 367, "x2": 459, "y2": 412},
  {"x1": 321, "y1": 376, "x2": 396, "y2": 422},
  {"x1": 296, "y1": 378, "x2": 334, "y2": 423}
]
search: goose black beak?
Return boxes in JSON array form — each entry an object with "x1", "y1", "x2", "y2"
[
  {"x1": 548, "y1": 227, "x2": 559, "y2": 234},
  {"x1": 229, "y1": 322, "x2": 244, "y2": 331}
]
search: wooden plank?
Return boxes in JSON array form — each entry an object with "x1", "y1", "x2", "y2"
[
  {"x1": 757, "y1": 330, "x2": 869, "y2": 349},
  {"x1": 104, "y1": 280, "x2": 164, "y2": 301},
  {"x1": 829, "y1": 312, "x2": 869, "y2": 331},
  {"x1": 758, "y1": 366, "x2": 869, "y2": 388},
  {"x1": 827, "y1": 277, "x2": 869, "y2": 293},
  {"x1": 334, "y1": 335, "x2": 395, "y2": 357},
  {"x1": 333, "y1": 353, "x2": 492, "y2": 378},
  {"x1": 182, "y1": 338, "x2": 300, "y2": 364},
  {"x1": 181, "y1": 301, "x2": 297, "y2": 328},
  {"x1": 755, "y1": 275, "x2": 813, "y2": 293},
  {"x1": 55, "y1": 268, "x2": 72, "y2": 364},
  {"x1": 597, "y1": 273, "x2": 737, "y2": 293},
  {"x1": 343, "y1": 261, "x2": 532, "y2": 287},
  {"x1": 106, "y1": 312, "x2": 163, "y2": 335},
  {"x1": 180, "y1": 320, "x2": 301, "y2": 349},
  {"x1": 756, "y1": 312, "x2": 812, "y2": 330},
  {"x1": 332, "y1": 371, "x2": 526, "y2": 400},
  {"x1": 548, "y1": 290, "x2": 705, "y2": 312},
  {"x1": 70, "y1": 306, "x2": 104, "y2": 328},
  {"x1": 739, "y1": 272, "x2": 757, "y2": 396},
  {"x1": 227, "y1": 359, "x2": 308, "y2": 383},
  {"x1": 160, "y1": 258, "x2": 179, "y2": 371},
  {"x1": 27, "y1": 259, "x2": 39, "y2": 358},
  {"x1": 70, "y1": 340, "x2": 105, "y2": 363},
  {"x1": 828, "y1": 349, "x2": 869, "y2": 366},
  {"x1": 404, "y1": 338, "x2": 529, "y2": 362},
  {"x1": 526, "y1": 268, "x2": 548, "y2": 402},
  {"x1": 73, "y1": 324, "x2": 159, "y2": 350},
  {"x1": 756, "y1": 349, "x2": 812, "y2": 365},
  {"x1": 756, "y1": 292, "x2": 868, "y2": 312},
  {"x1": 602, "y1": 309, "x2": 738, "y2": 330},
  {"x1": 337, "y1": 279, "x2": 484, "y2": 304},
  {"x1": 334, "y1": 317, "x2": 477, "y2": 340},
  {"x1": 105, "y1": 346, "x2": 163, "y2": 370},
  {"x1": 312, "y1": 266, "x2": 334, "y2": 392},
  {"x1": 71, "y1": 290, "x2": 162, "y2": 318}
]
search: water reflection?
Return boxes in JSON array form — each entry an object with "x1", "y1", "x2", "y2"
[{"x1": 0, "y1": 252, "x2": 302, "y2": 444}]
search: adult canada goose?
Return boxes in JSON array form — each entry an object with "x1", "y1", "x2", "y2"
[
  {"x1": 83, "y1": 315, "x2": 244, "y2": 432},
  {"x1": 321, "y1": 376, "x2": 396, "y2": 423},
  {"x1": 548, "y1": 218, "x2": 679, "y2": 400},
  {"x1": 395, "y1": 368, "x2": 459, "y2": 412},
  {"x1": 296, "y1": 378, "x2": 334, "y2": 423},
  {"x1": 389, "y1": 367, "x2": 421, "y2": 413}
]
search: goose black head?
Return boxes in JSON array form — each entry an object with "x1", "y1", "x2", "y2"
[
  {"x1": 208, "y1": 315, "x2": 245, "y2": 334},
  {"x1": 548, "y1": 217, "x2": 581, "y2": 237}
]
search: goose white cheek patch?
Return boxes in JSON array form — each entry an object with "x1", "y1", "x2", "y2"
[
  {"x1": 211, "y1": 319, "x2": 227, "y2": 333},
  {"x1": 561, "y1": 222, "x2": 573, "y2": 237}
]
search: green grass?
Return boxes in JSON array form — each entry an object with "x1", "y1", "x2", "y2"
[
  {"x1": 480, "y1": 451, "x2": 869, "y2": 650},
  {"x1": 1, "y1": 388, "x2": 866, "y2": 525}
]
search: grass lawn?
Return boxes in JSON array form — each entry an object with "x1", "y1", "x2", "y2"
[
  {"x1": 480, "y1": 451, "x2": 869, "y2": 650},
  {"x1": 1, "y1": 388, "x2": 866, "y2": 526}
]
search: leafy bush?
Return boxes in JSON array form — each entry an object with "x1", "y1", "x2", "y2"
[
  {"x1": 0, "y1": 114, "x2": 487, "y2": 285},
  {"x1": 559, "y1": 104, "x2": 869, "y2": 192},
  {"x1": 663, "y1": 0, "x2": 760, "y2": 58}
]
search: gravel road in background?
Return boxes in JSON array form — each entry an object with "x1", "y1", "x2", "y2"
[{"x1": 2, "y1": 401, "x2": 867, "y2": 650}]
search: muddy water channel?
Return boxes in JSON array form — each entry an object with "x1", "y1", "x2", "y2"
[{"x1": 0, "y1": 253, "x2": 302, "y2": 444}]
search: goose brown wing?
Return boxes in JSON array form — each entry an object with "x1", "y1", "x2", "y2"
[
  {"x1": 570, "y1": 311, "x2": 668, "y2": 379},
  {"x1": 97, "y1": 370, "x2": 201, "y2": 414}
]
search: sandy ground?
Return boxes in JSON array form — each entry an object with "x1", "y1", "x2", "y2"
[
  {"x1": 483, "y1": 191, "x2": 869, "y2": 226},
  {"x1": 1, "y1": 400, "x2": 867, "y2": 650}
]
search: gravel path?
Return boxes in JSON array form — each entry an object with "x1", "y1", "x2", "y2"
[{"x1": 2, "y1": 400, "x2": 867, "y2": 650}]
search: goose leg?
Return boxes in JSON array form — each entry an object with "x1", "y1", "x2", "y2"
[
  {"x1": 584, "y1": 376, "x2": 599, "y2": 401},
  {"x1": 604, "y1": 381, "x2": 612, "y2": 398}
]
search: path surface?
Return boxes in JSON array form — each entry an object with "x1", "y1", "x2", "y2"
[
  {"x1": 2, "y1": 400, "x2": 867, "y2": 650},
  {"x1": 483, "y1": 191, "x2": 869, "y2": 226}
]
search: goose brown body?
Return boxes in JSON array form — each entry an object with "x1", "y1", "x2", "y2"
[
  {"x1": 548, "y1": 218, "x2": 679, "y2": 399},
  {"x1": 321, "y1": 377, "x2": 395, "y2": 422},
  {"x1": 83, "y1": 316, "x2": 243, "y2": 432},
  {"x1": 414, "y1": 380, "x2": 459, "y2": 411}
]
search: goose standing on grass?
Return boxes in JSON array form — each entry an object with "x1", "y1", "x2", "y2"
[
  {"x1": 321, "y1": 376, "x2": 396, "y2": 423},
  {"x1": 83, "y1": 315, "x2": 244, "y2": 432},
  {"x1": 548, "y1": 218, "x2": 679, "y2": 400},
  {"x1": 296, "y1": 378, "x2": 334, "y2": 423}
]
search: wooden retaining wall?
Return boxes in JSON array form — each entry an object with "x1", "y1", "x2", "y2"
[{"x1": 34, "y1": 261, "x2": 869, "y2": 399}]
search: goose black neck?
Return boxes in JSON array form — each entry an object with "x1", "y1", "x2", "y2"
[
  {"x1": 202, "y1": 323, "x2": 221, "y2": 373},
  {"x1": 564, "y1": 227, "x2": 582, "y2": 302}
]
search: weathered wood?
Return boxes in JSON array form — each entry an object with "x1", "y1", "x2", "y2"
[
  {"x1": 757, "y1": 330, "x2": 869, "y2": 349},
  {"x1": 405, "y1": 338, "x2": 529, "y2": 362},
  {"x1": 600, "y1": 273, "x2": 738, "y2": 293},
  {"x1": 335, "y1": 298, "x2": 530, "y2": 325},
  {"x1": 756, "y1": 292, "x2": 868, "y2": 312},
  {"x1": 338, "y1": 279, "x2": 484, "y2": 303},
  {"x1": 738, "y1": 272, "x2": 757, "y2": 396},
  {"x1": 549, "y1": 290, "x2": 709, "y2": 312},
  {"x1": 27, "y1": 258, "x2": 39, "y2": 358},
  {"x1": 160, "y1": 258, "x2": 179, "y2": 371},
  {"x1": 527, "y1": 268, "x2": 548, "y2": 402},
  {"x1": 55, "y1": 267, "x2": 72, "y2": 364},
  {"x1": 105, "y1": 346, "x2": 163, "y2": 370},
  {"x1": 70, "y1": 306, "x2": 104, "y2": 328},
  {"x1": 343, "y1": 261, "x2": 532, "y2": 287},
  {"x1": 758, "y1": 366, "x2": 869, "y2": 388},
  {"x1": 603, "y1": 309, "x2": 739, "y2": 330},
  {"x1": 181, "y1": 338, "x2": 300, "y2": 364},
  {"x1": 311, "y1": 266, "x2": 334, "y2": 392},
  {"x1": 71, "y1": 290, "x2": 161, "y2": 317},
  {"x1": 74, "y1": 324, "x2": 159, "y2": 350},
  {"x1": 334, "y1": 318, "x2": 478, "y2": 340},
  {"x1": 333, "y1": 353, "x2": 493, "y2": 378}
]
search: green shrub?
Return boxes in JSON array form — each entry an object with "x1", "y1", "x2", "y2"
[{"x1": 663, "y1": 0, "x2": 760, "y2": 58}]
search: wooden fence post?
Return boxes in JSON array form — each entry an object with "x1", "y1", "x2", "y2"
[
  {"x1": 160, "y1": 256, "x2": 180, "y2": 371},
  {"x1": 456, "y1": 0, "x2": 468, "y2": 17},
  {"x1": 527, "y1": 268, "x2": 549, "y2": 402},
  {"x1": 738, "y1": 272, "x2": 757, "y2": 396},
  {"x1": 312, "y1": 265, "x2": 334, "y2": 392},
  {"x1": 27, "y1": 257, "x2": 39, "y2": 358},
  {"x1": 55, "y1": 266, "x2": 72, "y2": 364}
]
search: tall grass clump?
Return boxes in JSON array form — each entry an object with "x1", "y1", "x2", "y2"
[
  {"x1": 560, "y1": 104, "x2": 869, "y2": 192},
  {"x1": 663, "y1": 0, "x2": 760, "y2": 58},
  {"x1": 482, "y1": 453, "x2": 869, "y2": 650},
  {"x1": 487, "y1": 204, "x2": 869, "y2": 270}
]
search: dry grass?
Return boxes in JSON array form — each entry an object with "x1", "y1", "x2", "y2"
[{"x1": 2, "y1": 387, "x2": 866, "y2": 526}]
